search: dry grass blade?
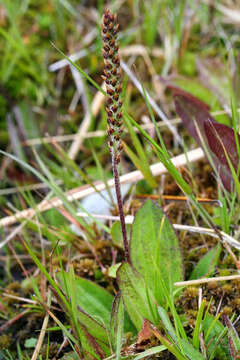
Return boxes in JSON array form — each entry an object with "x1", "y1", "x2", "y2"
[
  {"x1": 73, "y1": 211, "x2": 240, "y2": 251},
  {"x1": 175, "y1": 274, "x2": 240, "y2": 287},
  {"x1": 68, "y1": 82, "x2": 106, "y2": 160},
  {"x1": 30, "y1": 291, "x2": 51, "y2": 360},
  {"x1": 215, "y1": 3, "x2": 240, "y2": 24},
  {"x1": 120, "y1": 60, "x2": 183, "y2": 145},
  {"x1": 0, "y1": 148, "x2": 204, "y2": 229},
  {"x1": 23, "y1": 108, "x2": 239, "y2": 147},
  {"x1": 173, "y1": 224, "x2": 240, "y2": 250},
  {"x1": 49, "y1": 45, "x2": 163, "y2": 72},
  {"x1": 0, "y1": 180, "x2": 62, "y2": 196}
]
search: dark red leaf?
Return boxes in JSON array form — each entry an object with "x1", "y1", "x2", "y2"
[
  {"x1": 169, "y1": 85, "x2": 240, "y2": 191},
  {"x1": 173, "y1": 88, "x2": 216, "y2": 147},
  {"x1": 204, "y1": 121, "x2": 240, "y2": 170},
  {"x1": 204, "y1": 121, "x2": 240, "y2": 191}
]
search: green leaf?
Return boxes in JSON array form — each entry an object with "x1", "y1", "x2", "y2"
[
  {"x1": 108, "y1": 263, "x2": 121, "y2": 278},
  {"x1": 225, "y1": 316, "x2": 240, "y2": 359},
  {"x1": 158, "y1": 306, "x2": 178, "y2": 342},
  {"x1": 24, "y1": 338, "x2": 37, "y2": 348},
  {"x1": 130, "y1": 200, "x2": 184, "y2": 303},
  {"x1": 57, "y1": 272, "x2": 113, "y2": 328},
  {"x1": 180, "y1": 339, "x2": 205, "y2": 360},
  {"x1": 192, "y1": 300, "x2": 206, "y2": 350},
  {"x1": 110, "y1": 293, "x2": 124, "y2": 357},
  {"x1": 77, "y1": 310, "x2": 111, "y2": 357},
  {"x1": 76, "y1": 307, "x2": 110, "y2": 350},
  {"x1": 123, "y1": 142, "x2": 157, "y2": 189},
  {"x1": 59, "y1": 353, "x2": 79, "y2": 360},
  {"x1": 132, "y1": 345, "x2": 167, "y2": 359},
  {"x1": 123, "y1": 113, "x2": 157, "y2": 188},
  {"x1": 190, "y1": 244, "x2": 221, "y2": 280},
  {"x1": 57, "y1": 271, "x2": 134, "y2": 337},
  {"x1": 157, "y1": 307, "x2": 205, "y2": 360},
  {"x1": 117, "y1": 262, "x2": 158, "y2": 330},
  {"x1": 111, "y1": 221, "x2": 131, "y2": 248}
]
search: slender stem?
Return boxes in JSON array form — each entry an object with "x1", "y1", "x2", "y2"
[{"x1": 112, "y1": 155, "x2": 131, "y2": 263}]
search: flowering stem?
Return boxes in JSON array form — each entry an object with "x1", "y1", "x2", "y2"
[
  {"x1": 112, "y1": 157, "x2": 131, "y2": 263},
  {"x1": 101, "y1": 9, "x2": 130, "y2": 263}
]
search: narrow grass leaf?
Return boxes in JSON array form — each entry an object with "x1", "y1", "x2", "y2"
[
  {"x1": 190, "y1": 244, "x2": 221, "y2": 280},
  {"x1": 158, "y1": 307, "x2": 205, "y2": 359},
  {"x1": 51, "y1": 42, "x2": 105, "y2": 95},
  {"x1": 123, "y1": 113, "x2": 157, "y2": 188},
  {"x1": 158, "y1": 306, "x2": 178, "y2": 342},
  {"x1": 24, "y1": 241, "x2": 70, "y2": 312},
  {"x1": 110, "y1": 293, "x2": 124, "y2": 358},
  {"x1": 202, "y1": 314, "x2": 229, "y2": 359},
  {"x1": 123, "y1": 110, "x2": 217, "y2": 234},
  {"x1": 224, "y1": 316, "x2": 240, "y2": 359},
  {"x1": 132, "y1": 345, "x2": 167, "y2": 359},
  {"x1": 192, "y1": 300, "x2": 206, "y2": 350},
  {"x1": 123, "y1": 141, "x2": 157, "y2": 188}
]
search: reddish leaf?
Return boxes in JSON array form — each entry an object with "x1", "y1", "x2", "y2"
[
  {"x1": 168, "y1": 85, "x2": 240, "y2": 192},
  {"x1": 172, "y1": 86, "x2": 216, "y2": 147},
  {"x1": 204, "y1": 121, "x2": 240, "y2": 170},
  {"x1": 204, "y1": 121, "x2": 240, "y2": 191}
]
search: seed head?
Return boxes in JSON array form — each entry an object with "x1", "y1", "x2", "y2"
[{"x1": 102, "y1": 9, "x2": 123, "y2": 163}]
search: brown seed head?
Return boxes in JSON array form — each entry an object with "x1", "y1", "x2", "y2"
[{"x1": 102, "y1": 9, "x2": 123, "y2": 162}]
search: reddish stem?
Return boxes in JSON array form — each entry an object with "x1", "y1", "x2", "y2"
[{"x1": 112, "y1": 156, "x2": 131, "y2": 263}]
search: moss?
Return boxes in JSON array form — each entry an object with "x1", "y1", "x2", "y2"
[{"x1": 0, "y1": 334, "x2": 11, "y2": 349}]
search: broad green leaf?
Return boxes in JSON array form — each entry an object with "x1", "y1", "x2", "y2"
[
  {"x1": 76, "y1": 308, "x2": 110, "y2": 351},
  {"x1": 57, "y1": 271, "x2": 134, "y2": 335},
  {"x1": 57, "y1": 272, "x2": 113, "y2": 328},
  {"x1": 57, "y1": 271, "x2": 111, "y2": 358},
  {"x1": 117, "y1": 262, "x2": 158, "y2": 330},
  {"x1": 190, "y1": 244, "x2": 221, "y2": 280},
  {"x1": 130, "y1": 200, "x2": 184, "y2": 303}
]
